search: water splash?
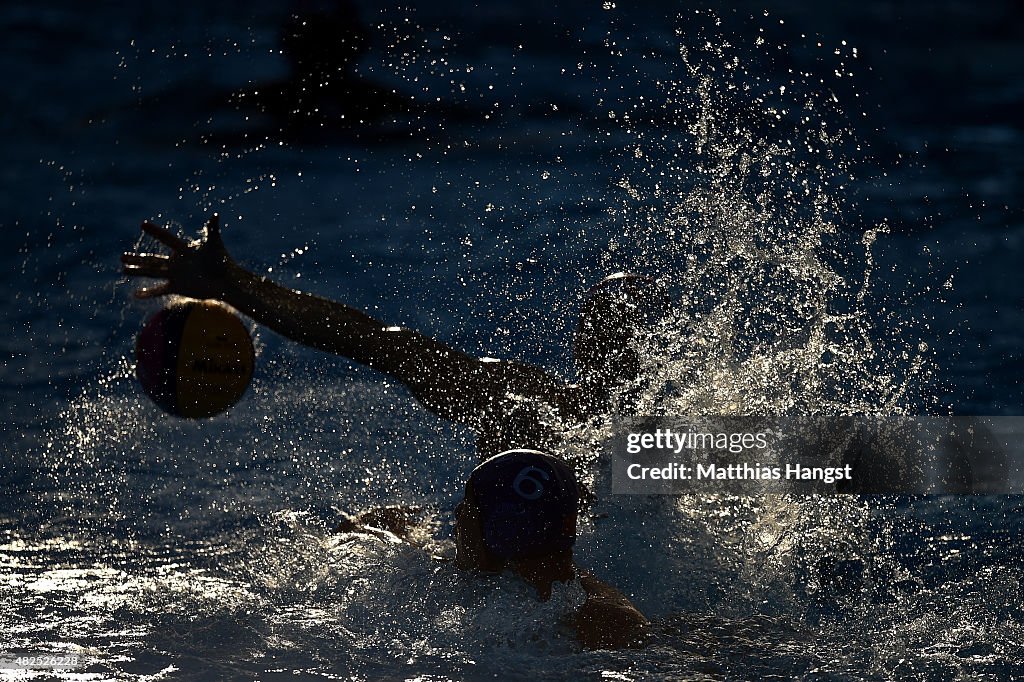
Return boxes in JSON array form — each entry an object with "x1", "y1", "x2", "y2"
[
  {"x1": 571, "y1": 9, "x2": 953, "y2": 660},
  {"x1": 591, "y1": 12, "x2": 934, "y2": 419}
]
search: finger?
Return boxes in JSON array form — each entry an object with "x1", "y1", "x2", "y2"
[
  {"x1": 121, "y1": 252, "x2": 170, "y2": 267},
  {"x1": 204, "y1": 213, "x2": 221, "y2": 238},
  {"x1": 133, "y1": 283, "x2": 172, "y2": 299},
  {"x1": 203, "y1": 213, "x2": 225, "y2": 248},
  {"x1": 123, "y1": 263, "x2": 169, "y2": 278},
  {"x1": 140, "y1": 221, "x2": 188, "y2": 251}
]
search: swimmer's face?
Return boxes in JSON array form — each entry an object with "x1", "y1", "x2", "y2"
[
  {"x1": 573, "y1": 285, "x2": 657, "y2": 392},
  {"x1": 577, "y1": 296, "x2": 638, "y2": 387},
  {"x1": 454, "y1": 485, "x2": 504, "y2": 572}
]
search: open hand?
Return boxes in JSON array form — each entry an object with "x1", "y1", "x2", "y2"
[{"x1": 120, "y1": 214, "x2": 233, "y2": 300}]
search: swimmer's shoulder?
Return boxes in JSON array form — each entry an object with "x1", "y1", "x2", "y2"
[
  {"x1": 477, "y1": 356, "x2": 584, "y2": 411},
  {"x1": 478, "y1": 356, "x2": 558, "y2": 385}
]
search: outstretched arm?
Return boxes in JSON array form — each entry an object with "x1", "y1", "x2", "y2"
[{"x1": 121, "y1": 215, "x2": 509, "y2": 422}]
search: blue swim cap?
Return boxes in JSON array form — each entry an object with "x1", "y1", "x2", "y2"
[{"x1": 467, "y1": 450, "x2": 579, "y2": 561}]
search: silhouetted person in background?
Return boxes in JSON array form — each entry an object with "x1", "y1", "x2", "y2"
[{"x1": 227, "y1": 0, "x2": 481, "y2": 142}]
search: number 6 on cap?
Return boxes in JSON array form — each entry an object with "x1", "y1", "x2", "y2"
[{"x1": 513, "y1": 466, "x2": 550, "y2": 500}]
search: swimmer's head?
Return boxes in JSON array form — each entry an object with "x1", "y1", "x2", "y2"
[
  {"x1": 455, "y1": 450, "x2": 579, "y2": 572},
  {"x1": 573, "y1": 273, "x2": 668, "y2": 393}
]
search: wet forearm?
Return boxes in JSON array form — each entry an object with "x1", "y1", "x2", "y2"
[
  {"x1": 216, "y1": 260, "x2": 489, "y2": 423},
  {"x1": 219, "y1": 260, "x2": 388, "y2": 363}
]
